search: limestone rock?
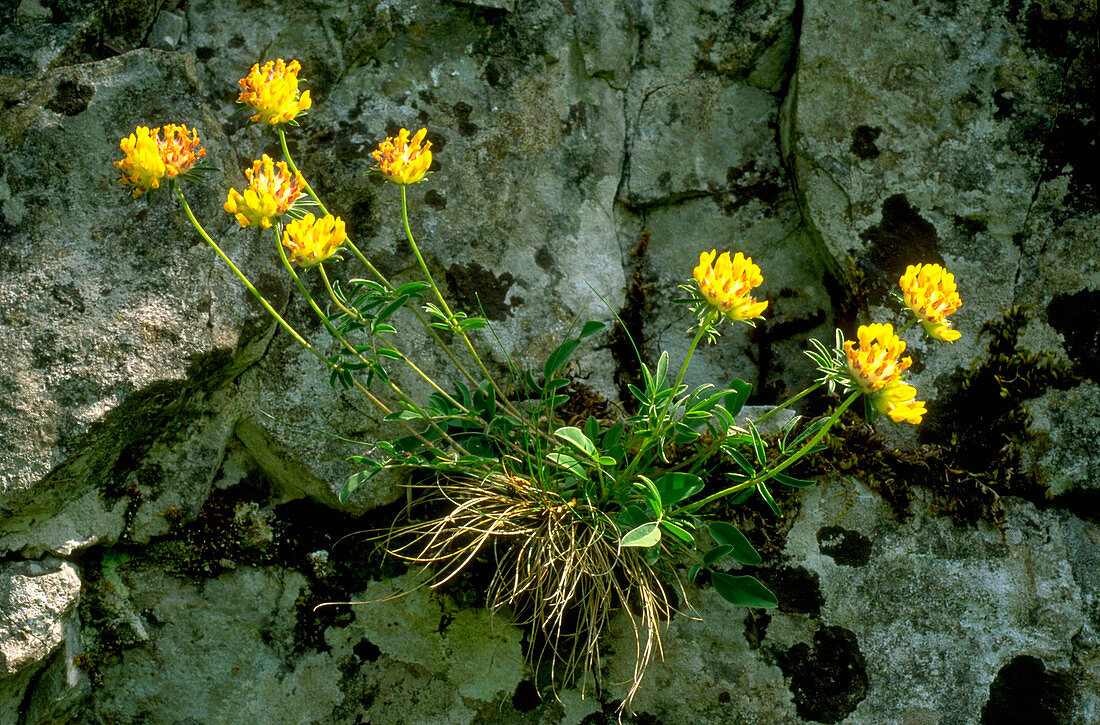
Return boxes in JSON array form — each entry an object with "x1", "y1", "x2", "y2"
[
  {"x1": 787, "y1": 0, "x2": 1097, "y2": 408},
  {"x1": 1023, "y1": 380, "x2": 1100, "y2": 497},
  {"x1": 0, "y1": 558, "x2": 82, "y2": 724},
  {"x1": 0, "y1": 49, "x2": 279, "y2": 556}
]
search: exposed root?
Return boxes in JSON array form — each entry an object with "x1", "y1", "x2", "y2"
[{"x1": 382, "y1": 472, "x2": 685, "y2": 709}]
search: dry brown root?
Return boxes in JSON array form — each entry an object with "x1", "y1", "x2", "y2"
[{"x1": 381, "y1": 472, "x2": 686, "y2": 709}]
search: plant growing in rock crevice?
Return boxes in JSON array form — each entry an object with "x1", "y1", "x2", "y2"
[{"x1": 112, "y1": 58, "x2": 961, "y2": 708}]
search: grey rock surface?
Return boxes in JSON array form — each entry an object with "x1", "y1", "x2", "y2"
[
  {"x1": 0, "y1": 558, "x2": 81, "y2": 724},
  {"x1": 1024, "y1": 379, "x2": 1100, "y2": 496}
]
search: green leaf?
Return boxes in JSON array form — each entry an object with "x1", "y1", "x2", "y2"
[
  {"x1": 790, "y1": 417, "x2": 830, "y2": 448},
  {"x1": 655, "y1": 472, "x2": 705, "y2": 505},
  {"x1": 621, "y1": 522, "x2": 662, "y2": 548},
  {"x1": 579, "y1": 320, "x2": 607, "y2": 339},
  {"x1": 375, "y1": 295, "x2": 410, "y2": 326},
  {"x1": 393, "y1": 281, "x2": 431, "y2": 297},
  {"x1": 340, "y1": 470, "x2": 377, "y2": 503},
  {"x1": 634, "y1": 474, "x2": 664, "y2": 516},
  {"x1": 723, "y1": 379, "x2": 752, "y2": 417},
  {"x1": 774, "y1": 472, "x2": 817, "y2": 488},
  {"x1": 617, "y1": 504, "x2": 649, "y2": 530},
  {"x1": 654, "y1": 351, "x2": 670, "y2": 391},
  {"x1": 554, "y1": 426, "x2": 597, "y2": 457},
  {"x1": 383, "y1": 409, "x2": 423, "y2": 422},
  {"x1": 703, "y1": 545, "x2": 734, "y2": 566},
  {"x1": 545, "y1": 339, "x2": 581, "y2": 379},
  {"x1": 474, "y1": 380, "x2": 495, "y2": 421},
  {"x1": 660, "y1": 519, "x2": 695, "y2": 545},
  {"x1": 708, "y1": 522, "x2": 762, "y2": 565},
  {"x1": 757, "y1": 482, "x2": 782, "y2": 517},
  {"x1": 688, "y1": 563, "x2": 703, "y2": 583},
  {"x1": 584, "y1": 415, "x2": 601, "y2": 444},
  {"x1": 726, "y1": 448, "x2": 756, "y2": 475},
  {"x1": 547, "y1": 452, "x2": 585, "y2": 477},
  {"x1": 730, "y1": 488, "x2": 754, "y2": 505},
  {"x1": 711, "y1": 573, "x2": 778, "y2": 608},
  {"x1": 602, "y1": 423, "x2": 624, "y2": 449},
  {"x1": 747, "y1": 422, "x2": 767, "y2": 466}
]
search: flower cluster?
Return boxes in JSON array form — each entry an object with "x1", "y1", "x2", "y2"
[
  {"x1": 843, "y1": 323, "x2": 926, "y2": 424},
  {"x1": 693, "y1": 250, "x2": 768, "y2": 323},
  {"x1": 114, "y1": 124, "x2": 206, "y2": 197},
  {"x1": 900, "y1": 263, "x2": 962, "y2": 342},
  {"x1": 224, "y1": 155, "x2": 305, "y2": 228},
  {"x1": 372, "y1": 128, "x2": 432, "y2": 185},
  {"x1": 237, "y1": 59, "x2": 312, "y2": 125},
  {"x1": 283, "y1": 213, "x2": 347, "y2": 267}
]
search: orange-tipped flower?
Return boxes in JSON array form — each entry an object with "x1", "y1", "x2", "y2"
[
  {"x1": 900, "y1": 263, "x2": 962, "y2": 342},
  {"x1": 115, "y1": 125, "x2": 207, "y2": 197},
  {"x1": 115, "y1": 126, "x2": 167, "y2": 197},
  {"x1": 844, "y1": 323, "x2": 925, "y2": 424},
  {"x1": 282, "y1": 213, "x2": 346, "y2": 267},
  {"x1": 237, "y1": 59, "x2": 312, "y2": 125},
  {"x1": 372, "y1": 128, "x2": 432, "y2": 185},
  {"x1": 158, "y1": 124, "x2": 206, "y2": 178},
  {"x1": 693, "y1": 250, "x2": 768, "y2": 322},
  {"x1": 223, "y1": 155, "x2": 305, "y2": 228}
]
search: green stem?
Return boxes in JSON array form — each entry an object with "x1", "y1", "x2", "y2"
[
  {"x1": 399, "y1": 185, "x2": 522, "y2": 419},
  {"x1": 318, "y1": 263, "x2": 466, "y2": 413},
  {"x1": 274, "y1": 228, "x2": 469, "y2": 456},
  {"x1": 278, "y1": 127, "x2": 484, "y2": 391},
  {"x1": 621, "y1": 314, "x2": 715, "y2": 482},
  {"x1": 278, "y1": 128, "x2": 327, "y2": 216},
  {"x1": 676, "y1": 390, "x2": 860, "y2": 515},
  {"x1": 669, "y1": 377, "x2": 826, "y2": 477},
  {"x1": 753, "y1": 380, "x2": 825, "y2": 426},
  {"x1": 174, "y1": 183, "x2": 332, "y2": 370}
]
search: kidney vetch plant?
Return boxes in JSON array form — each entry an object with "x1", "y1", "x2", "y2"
[{"x1": 112, "y1": 58, "x2": 963, "y2": 707}]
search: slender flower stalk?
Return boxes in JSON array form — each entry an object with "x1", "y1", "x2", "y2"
[
  {"x1": 399, "y1": 185, "x2": 522, "y2": 420},
  {"x1": 317, "y1": 264, "x2": 467, "y2": 414},
  {"x1": 272, "y1": 228, "x2": 470, "y2": 456},
  {"x1": 176, "y1": 187, "x2": 439, "y2": 451},
  {"x1": 621, "y1": 312, "x2": 716, "y2": 484},
  {"x1": 174, "y1": 183, "x2": 329, "y2": 367},
  {"x1": 671, "y1": 379, "x2": 828, "y2": 475},
  {"x1": 277, "y1": 127, "x2": 483, "y2": 390}
]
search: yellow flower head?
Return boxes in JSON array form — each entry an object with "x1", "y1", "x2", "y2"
[
  {"x1": 158, "y1": 124, "x2": 206, "y2": 178},
  {"x1": 237, "y1": 59, "x2": 312, "y2": 125},
  {"x1": 844, "y1": 323, "x2": 925, "y2": 424},
  {"x1": 844, "y1": 323, "x2": 911, "y2": 393},
  {"x1": 115, "y1": 126, "x2": 167, "y2": 197},
  {"x1": 282, "y1": 213, "x2": 347, "y2": 267},
  {"x1": 871, "y1": 380, "x2": 927, "y2": 425},
  {"x1": 223, "y1": 155, "x2": 305, "y2": 228},
  {"x1": 899, "y1": 263, "x2": 962, "y2": 342},
  {"x1": 371, "y1": 128, "x2": 432, "y2": 185},
  {"x1": 693, "y1": 250, "x2": 769, "y2": 321}
]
